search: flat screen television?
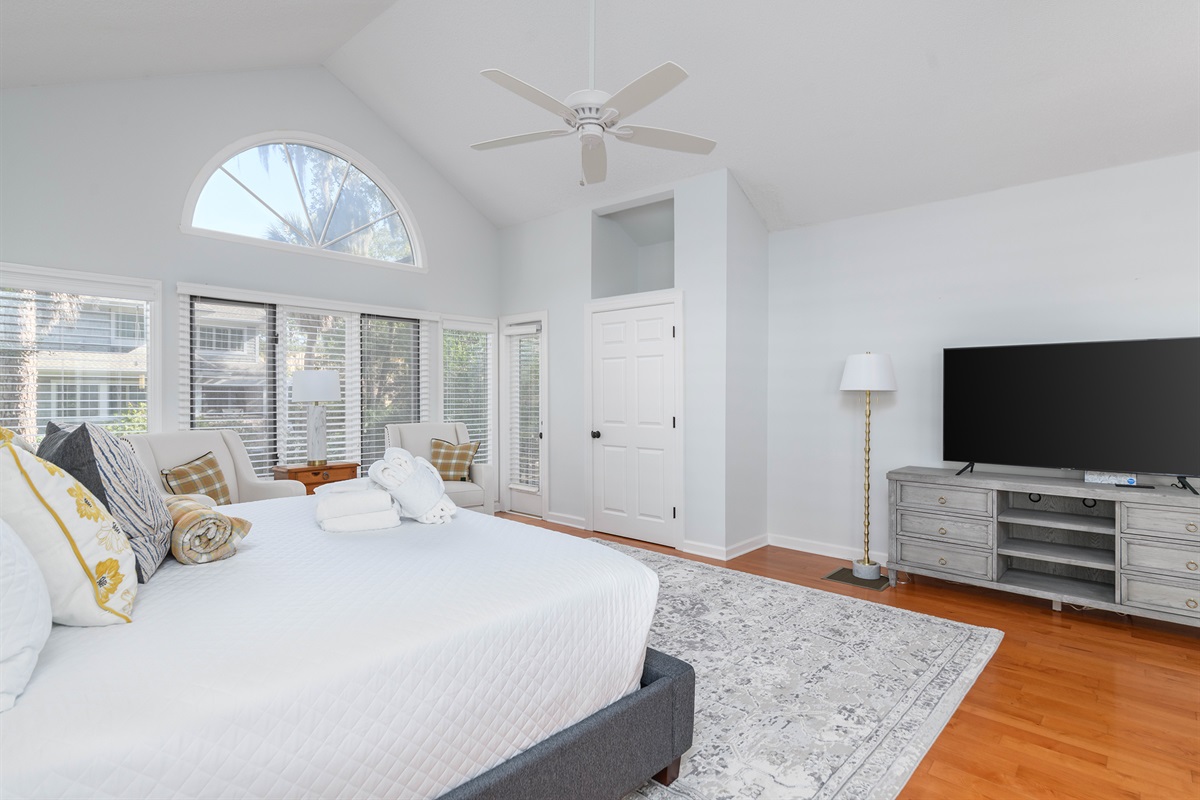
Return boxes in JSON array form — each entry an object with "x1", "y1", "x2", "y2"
[{"x1": 943, "y1": 338, "x2": 1200, "y2": 477}]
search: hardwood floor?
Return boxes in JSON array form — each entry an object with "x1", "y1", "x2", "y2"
[{"x1": 498, "y1": 513, "x2": 1200, "y2": 800}]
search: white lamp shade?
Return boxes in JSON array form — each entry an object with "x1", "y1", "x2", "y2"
[
  {"x1": 292, "y1": 370, "x2": 341, "y2": 403},
  {"x1": 840, "y1": 353, "x2": 897, "y2": 392}
]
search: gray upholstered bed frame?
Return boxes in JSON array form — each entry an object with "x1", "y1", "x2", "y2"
[{"x1": 441, "y1": 648, "x2": 695, "y2": 800}]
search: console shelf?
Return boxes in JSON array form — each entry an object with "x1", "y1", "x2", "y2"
[
  {"x1": 995, "y1": 539, "x2": 1115, "y2": 571},
  {"x1": 888, "y1": 466, "x2": 1200, "y2": 627},
  {"x1": 997, "y1": 569, "x2": 1114, "y2": 604},
  {"x1": 996, "y1": 508, "x2": 1115, "y2": 536}
]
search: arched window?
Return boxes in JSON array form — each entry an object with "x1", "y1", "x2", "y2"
[{"x1": 186, "y1": 135, "x2": 421, "y2": 270}]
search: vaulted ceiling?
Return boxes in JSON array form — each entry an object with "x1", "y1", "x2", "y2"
[{"x1": 3, "y1": 1, "x2": 1197, "y2": 231}]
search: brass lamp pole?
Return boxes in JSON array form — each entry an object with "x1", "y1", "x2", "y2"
[{"x1": 840, "y1": 353, "x2": 897, "y2": 580}]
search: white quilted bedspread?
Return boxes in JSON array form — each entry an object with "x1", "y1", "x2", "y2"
[{"x1": 0, "y1": 498, "x2": 659, "y2": 799}]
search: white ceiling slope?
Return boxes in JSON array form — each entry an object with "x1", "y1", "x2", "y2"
[
  {"x1": 0, "y1": 0, "x2": 395, "y2": 88},
  {"x1": 2, "y1": 1, "x2": 1197, "y2": 232},
  {"x1": 327, "y1": 0, "x2": 1199, "y2": 230}
]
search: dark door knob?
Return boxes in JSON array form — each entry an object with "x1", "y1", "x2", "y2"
[{"x1": 591, "y1": 430, "x2": 601, "y2": 439}]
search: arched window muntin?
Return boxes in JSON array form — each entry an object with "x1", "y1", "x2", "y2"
[{"x1": 182, "y1": 132, "x2": 425, "y2": 273}]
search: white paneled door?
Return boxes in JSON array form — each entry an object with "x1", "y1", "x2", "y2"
[{"x1": 591, "y1": 303, "x2": 677, "y2": 546}]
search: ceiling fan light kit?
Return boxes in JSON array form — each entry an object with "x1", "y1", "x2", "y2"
[{"x1": 471, "y1": 4, "x2": 715, "y2": 185}]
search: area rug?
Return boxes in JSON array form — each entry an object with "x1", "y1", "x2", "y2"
[{"x1": 596, "y1": 541, "x2": 1003, "y2": 800}]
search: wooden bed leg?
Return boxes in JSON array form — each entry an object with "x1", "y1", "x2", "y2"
[{"x1": 653, "y1": 757, "x2": 681, "y2": 787}]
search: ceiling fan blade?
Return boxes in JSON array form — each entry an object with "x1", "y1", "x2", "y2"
[
  {"x1": 605, "y1": 62, "x2": 688, "y2": 121},
  {"x1": 581, "y1": 140, "x2": 607, "y2": 185},
  {"x1": 613, "y1": 125, "x2": 716, "y2": 155},
  {"x1": 471, "y1": 130, "x2": 571, "y2": 150},
  {"x1": 480, "y1": 69, "x2": 576, "y2": 121}
]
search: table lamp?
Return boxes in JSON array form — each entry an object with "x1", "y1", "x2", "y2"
[
  {"x1": 292, "y1": 370, "x2": 341, "y2": 466},
  {"x1": 840, "y1": 353, "x2": 897, "y2": 580}
]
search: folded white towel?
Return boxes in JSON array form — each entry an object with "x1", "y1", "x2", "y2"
[
  {"x1": 313, "y1": 477, "x2": 376, "y2": 495},
  {"x1": 368, "y1": 451, "x2": 456, "y2": 522},
  {"x1": 319, "y1": 508, "x2": 401, "y2": 532},
  {"x1": 315, "y1": 489, "x2": 395, "y2": 522}
]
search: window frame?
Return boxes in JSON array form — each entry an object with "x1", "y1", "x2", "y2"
[
  {"x1": 0, "y1": 262, "x2": 164, "y2": 435},
  {"x1": 441, "y1": 319, "x2": 498, "y2": 467},
  {"x1": 181, "y1": 132, "x2": 427, "y2": 274}
]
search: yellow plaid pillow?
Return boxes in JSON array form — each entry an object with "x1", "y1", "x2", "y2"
[
  {"x1": 160, "y1": 451, "x2": 232, "y2": 506},
  {"x1": 429, "y1": 438, "x2": 479, "y2": 482}
]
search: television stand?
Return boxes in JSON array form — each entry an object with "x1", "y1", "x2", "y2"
[
  {"x1": 887, "y1": 466, "x2": 1200, "y2": 628},
  {"x1": 1175, "y1": 476, "x2": 1199, "y2": 496},
  {"x1": 954, "y1": 462, "x2": 975, "y2": 476}
]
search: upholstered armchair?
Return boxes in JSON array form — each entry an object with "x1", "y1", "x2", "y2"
[
  {"x1": 383, "y1": 422, "x2": 495, "y2": 515},
  {"x1": 123, "y1": 429, "x2": 305, "y2": 505}
]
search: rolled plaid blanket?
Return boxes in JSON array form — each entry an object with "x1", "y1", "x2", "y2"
[{"x1": 164, "y1": 496, "x2": 252, "y2": 565}]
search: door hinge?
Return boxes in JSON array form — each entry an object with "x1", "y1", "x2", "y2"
[{"x1": 672, "y1": 507, "x2": 676, "y2": 519}]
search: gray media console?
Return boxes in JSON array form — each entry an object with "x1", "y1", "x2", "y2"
[{"x1": 886, "y1": 466, "x2": 1200, "y2": 628}]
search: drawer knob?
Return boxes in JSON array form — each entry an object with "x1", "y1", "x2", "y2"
[
  {"x1": 1187, "y1": 522, "x2": 1198, "y2": 533},
  {"x1": 938, "y1": 527, "x2": 948, "y2": 535},
  {"x1": 1187, "y1": 561, "x2": 1199, "y2": 572},
  {"x1": 937, "y1": 496, "x2": 947, "y2": 505},
  {"x1": 937, "y1": 557, "x2": 948, "y2": 566},
  {"x1": 1187, "y1": 599, "x2": 1199, "y2": 610},
  {"x1": 322, "y1": 471, "x2": 330, "y2": 480}
]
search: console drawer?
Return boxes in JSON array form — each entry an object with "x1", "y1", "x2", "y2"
[
  {"x1": 897, "y1": 510, "x2": 994, "y2": 547},
  {"x1": 1122, "y1": 504, "x2": 1200, "y2": 540},
  {"x1": 896, "y1": 482, "x2": 992, "y2": 516},
  {"x1": 1121, "y1": 575, "x2": 1200, "y2": 620},
  {"x1": 896, "y1": 537, "x2": 993, "y2": 580},
  {"x1": 1120, "y1": 538, "x2": 1200, "y2": 579}
]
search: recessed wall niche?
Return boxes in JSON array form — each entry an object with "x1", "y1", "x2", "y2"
[{"x1": 591, "y1": 197, "x2": 674, "y2": 299}]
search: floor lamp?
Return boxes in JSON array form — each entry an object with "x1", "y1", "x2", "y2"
[
  {"x1": 840, "y1": 353, "x2": 897, "y2": 580},
  {"x1": 292, "y1": 370, "x2": 341, "y2": 466}
]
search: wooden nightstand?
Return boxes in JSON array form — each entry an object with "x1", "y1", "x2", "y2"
[{"x1": 273, "y1": 462, "x2": 360, "y2": 495}]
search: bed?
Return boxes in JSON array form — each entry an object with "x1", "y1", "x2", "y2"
[{"x1": 0, "y1": 496, "x2": 694, "y2": 799}]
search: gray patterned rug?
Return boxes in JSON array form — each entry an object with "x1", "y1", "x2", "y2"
[{"x1": 599, "y1": 541, "x2": 1003, "y2": 800}]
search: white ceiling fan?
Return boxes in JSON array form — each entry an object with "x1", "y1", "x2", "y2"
[{"x1": 470, "y1": 1, "x2": 716, "y2": 185}]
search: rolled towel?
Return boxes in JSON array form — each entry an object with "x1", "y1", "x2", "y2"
[
  {"x1": 413, "y1": 495, "x2": 457, "y2": 525},
  {"x1": 164, "y1": 496, "x2": 251, "y2": 565},
  {"x1": 315, "y1": 489, "x2": 395, "y2": 522},
  {"x1": 313, "y1": 477, "x2": 376, "y2": 495},
  {"x1": 319, "y1": 508, "x2": 401, "y2": 532}
]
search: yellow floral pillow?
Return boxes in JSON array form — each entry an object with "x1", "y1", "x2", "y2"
[{"x1": 0, "y1": 441, "x2": 136, "y2": 626}]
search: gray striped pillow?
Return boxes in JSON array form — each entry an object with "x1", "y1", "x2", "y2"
[{"x1": 36, "y1": 422, "x2": 173, "y2": 582}]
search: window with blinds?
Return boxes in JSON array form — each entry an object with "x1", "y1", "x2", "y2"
[
  {"x1": 181, "y1": 291, "x2": 429, "y2": 476},
  {"x1": 187, "y1": 297, "x2": 276, "y2": 473},
  {"x1": 0, "y1": 286, "x2": 151, "y2": 441},
  {"x1": 361, "y1": 314, "x2": 427, "y2": 466},
  {"x1": 442, "y1": 327, "x2": 493, "y2": 463},
  {"x1": 509, "y1": 331, "x2": 541, "y2": 490},
  {"x1": 281, "y1": 308, "x2": 354, "y2": 466}
]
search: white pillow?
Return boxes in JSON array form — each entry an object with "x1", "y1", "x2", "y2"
[
  {"x1": 0, "y1": 520, "x2": 52, "y2": 712},
  {"x1": 0, "y1": 441, "x2": 137, "y2": 626}
]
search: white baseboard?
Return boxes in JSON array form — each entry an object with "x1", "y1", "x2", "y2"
[
  {"x1": 767, "y1": 533, "x2": 887, "y2": 566},
  {"x1": 677, "y1": 534, "x2": 767, "y2": 562},
  {"x1": 545, "y1": 511, "x2": 587, "y2": 530}
]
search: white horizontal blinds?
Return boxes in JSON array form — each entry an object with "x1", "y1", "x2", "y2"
[
  {"x1": 509, "y1": 331, "x2": 541, "y2": 490},
  {"x1": 281, "y1": 308, "x2": 352, "y2": 466},
  {"x1": 187, "y1": 297, "x2": 277, "y2": 475},
  {"x1": 360, "y1": 314, "x2": 423, "y2": 467},
  {"x1": 0, "y1": 286, "x2": 150, "y2": 441},
  {"x1": 442, "y1": 327, "x2": 494, "y2": 463}
]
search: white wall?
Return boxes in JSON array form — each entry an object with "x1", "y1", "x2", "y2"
[
  {"x1": 637, "y1": 241, "x2": 674, "y2": 293},
  {"x1": 590, "y1": 214, "x2": 638, "y2": 299},
  {"x1": 0, "y1": 67, "x2": 500, "y2": 428},
  {"x1": 499, "y1": 207, "x2": 593, "y2": 527},
  {"x1": 766, "y1": 152, "x2": 1200, "y2": 562},
  {"x1": 724, "y1": 178, "x2": 770, "y2": 555}
]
